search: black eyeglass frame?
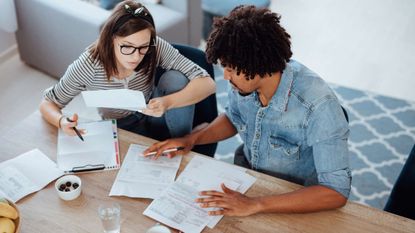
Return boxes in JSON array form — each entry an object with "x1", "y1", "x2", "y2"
[{"x1": 119, "y1": 43, "x2": 156, "y2": 56}]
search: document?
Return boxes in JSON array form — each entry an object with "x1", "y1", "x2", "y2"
[
  {"x1": 0, "y1": 149, "x2": 64, "y2": 202},
  {"x1": 57, "y1": 120, "x2": 120, "y2": 173},
  {"x1": 82, "y1": 89, "x2": 146, "y2": 112},
  {"x1": 179, "y1": 156, "x2": 257, "y2": 229},
  {"x1": 109, "y1": 144, "x2": 182, "y2": 199},
  {"x1": 144, "y1": 155, "x2": 257, "y2": 233}
]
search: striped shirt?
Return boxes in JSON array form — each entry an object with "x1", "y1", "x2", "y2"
[{"x1": 44, "y1": 37, "x2": 209, "y2": 119}]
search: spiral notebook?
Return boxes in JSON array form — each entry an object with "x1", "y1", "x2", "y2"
[{"x1": 57, "y1": 120, "x2": 120, "y2": 173}]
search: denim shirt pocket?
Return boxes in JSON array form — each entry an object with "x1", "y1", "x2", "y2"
[{"x1": 268, "y1": 136, "x2": 300, "y2": 160}]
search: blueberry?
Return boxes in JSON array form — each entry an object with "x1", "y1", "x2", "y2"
[
  {"x1": 66, "y1": 181, "x2": 72, "y2": 187},
  {"x1": 59, "y1": 184, "x2": 66, "y2": 191},
  {"x1": 64, "y1": 188, "x2": 70, "y2": 192},
  {"x1": 72, "y1": 183, "x2": 79, "y2": 189}
]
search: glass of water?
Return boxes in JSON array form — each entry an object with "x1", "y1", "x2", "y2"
[{"x1": 98, "y1": 202, "x2": 121, "y2": 233}]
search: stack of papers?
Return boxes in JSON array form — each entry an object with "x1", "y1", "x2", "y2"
[
  {"x1": 110, "y1": 144, "x2": 182, "y2": 199},
  {"x1": 0, "y1": 149, "x2": 64, "y2": 202},
  {"x1": 81, "y1": 89, "x2": 146, "y2": 112},
  {"x1": 143, "y1": 155, "x2": 257, "y2": 233}
]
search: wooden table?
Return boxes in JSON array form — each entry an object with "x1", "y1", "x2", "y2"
[{"x1": 1, "y1": 111, "x2": 414, "y2": 233}]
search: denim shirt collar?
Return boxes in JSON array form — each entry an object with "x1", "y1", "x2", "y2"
[{"x1": 270, "y1": 62, "x2": 294, "y2": 112}]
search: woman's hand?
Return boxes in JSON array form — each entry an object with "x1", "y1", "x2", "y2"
[
  {"x1": 142, "y1": 97, "x2": 170, "y2": 117},
  {"x1": 195, "y1": 183, "x2": 261, "y2": 217},
  {"x1": 59, "y1": 113, "x2": 86, "y2": 136}
]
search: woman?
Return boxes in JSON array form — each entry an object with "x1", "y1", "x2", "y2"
[{"x1": 39, "y1": 0, "x2": 216, "y2": 140}]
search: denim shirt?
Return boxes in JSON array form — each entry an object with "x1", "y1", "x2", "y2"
[{"x1": 225, "y1": 60, "x2": 351, "y2": 198}]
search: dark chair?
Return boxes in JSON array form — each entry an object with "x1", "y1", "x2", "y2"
[
  {"x1": 155, "y1": 44, "x2": 218, "y2": 157},
  {"x1": 384, "y1": 144, "x2": 415, "y2": 220}
]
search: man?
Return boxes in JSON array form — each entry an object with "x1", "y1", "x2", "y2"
[{"x1": 144, "y1": 5, "x2": 351, "y2": 216}]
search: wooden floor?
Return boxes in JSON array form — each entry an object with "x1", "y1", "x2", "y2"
[{"x1": 0, "y1": 0, "x2": 414, "y2": 132}]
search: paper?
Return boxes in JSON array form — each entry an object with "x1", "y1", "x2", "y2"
[
  {"x1": 0, "y1": 149, "x2": 64, "y2": 202},
  {"x1": 179, "y1": 156, "x2": 257, "y2": 229},
  {"x1": 144, "y1": 182, "x2": 210, "y2": 233},
  {"x1": 57, "y1": 120, "x2": 120, "y2": 173},
  {"x1": 82, "y1": 89, "x2": 146, "y2": 112},
  {"x1": 109, "y1": 144, "x2": 181, "y2": 199},
  {"x1": 144, "y1": 155, "x2": 257, "y2": 233}
]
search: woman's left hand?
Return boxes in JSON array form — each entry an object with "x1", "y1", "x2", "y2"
[{"x1": 142, "y1": 97, "x2": 170, "y2": 117}]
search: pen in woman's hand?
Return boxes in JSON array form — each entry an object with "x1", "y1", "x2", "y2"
[{"x1": 66, "y1": 118, "x2": 84, "y2": 141}]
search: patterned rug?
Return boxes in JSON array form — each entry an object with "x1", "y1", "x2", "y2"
[{"x1": 212, "y1": 66, "x2": 415, "y2": 210}]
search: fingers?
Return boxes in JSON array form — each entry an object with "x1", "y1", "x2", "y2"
[
  {"x1": 198, "y1": 200, "x2": 230, "y2": 209},
  {"x1": 221, "y1": 183, "x2": 236, "y2": 194},
  {"x1": 72, "y1": 113, "x2": 79, "y2": 122},
  {"x1": 208, "y1": 209, "x2": 227, "y2": 216},
  {"x1": 143, "y1": 98, "x2": 166, "y2": 117},
  {"x1": 143, "y1": 141, "x2": 168, "y2": 158},
  {"x1": 142, "y1": 108, "x2": 163, "y2": 117},
  {"x1": 199, "y1": 190, "x2": 226, "y2": 197},
  {"x1": 195, "y1": 196, "x2": 223, "y2": 203}
]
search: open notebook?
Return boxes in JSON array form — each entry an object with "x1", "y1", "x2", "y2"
[{"x1": 57, "y1": 120, "x2": 120, "y2": 173}]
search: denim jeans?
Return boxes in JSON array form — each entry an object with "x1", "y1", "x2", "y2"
[{"x1": 117, "y1": 70, "x2": 195, "y2": 141}]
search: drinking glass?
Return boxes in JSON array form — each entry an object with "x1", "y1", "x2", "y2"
[{"x1": 98, "y1": 202, "x2": 121, "y2": 233}]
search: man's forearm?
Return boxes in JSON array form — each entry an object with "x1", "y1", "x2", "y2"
[
  {"x1": 189, "y1": 114, "x2": 238, "y2": 145},
  {"x1": 255, "y1": 185, "x2": 347, "y2": 214}
]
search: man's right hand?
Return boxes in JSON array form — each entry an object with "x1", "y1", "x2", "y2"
[{"x1": 144, "y1": 136, "x2": 195, "y2": 160}]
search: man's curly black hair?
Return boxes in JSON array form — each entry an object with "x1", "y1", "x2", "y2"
[{"x1": 206, "y1": 5, "x2": 292, "y2": 80}]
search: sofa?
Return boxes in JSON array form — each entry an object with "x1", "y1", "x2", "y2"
[{"x1": 14, "y1": 0, "x2": 202, "y2": 78}]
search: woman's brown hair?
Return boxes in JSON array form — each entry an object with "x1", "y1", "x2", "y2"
[{"x1": 90, "y1": 0, "x2": 157, "y2": 82}]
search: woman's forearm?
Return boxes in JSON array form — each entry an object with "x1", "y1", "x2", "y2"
[
  {"x1": 39, "y1": 99, "x2": 63, "y2": 128},
  {"x1": 164, "y1": 76, "x2": 216, "y2": 109}
]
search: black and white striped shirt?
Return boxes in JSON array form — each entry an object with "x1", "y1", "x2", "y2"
[{"x1": 44, "y1": 37, "x2": 209, "y2": 119}]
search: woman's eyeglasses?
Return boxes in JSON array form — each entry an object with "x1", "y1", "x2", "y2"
[{"x1": 119, "y1": 44, "x2": 155, "y2": 55}]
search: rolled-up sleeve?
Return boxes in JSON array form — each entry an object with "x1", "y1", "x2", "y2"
[
  {"x1": 307, "y1": 98, "x2": 352, "y2": 198},
  {"x1": 43, "y1": 52, "x2": 93, "y2": 108}
]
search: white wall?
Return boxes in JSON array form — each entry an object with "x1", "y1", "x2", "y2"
[{"x1": 0, "y1": 30, "x2": 16, "y2": 56}]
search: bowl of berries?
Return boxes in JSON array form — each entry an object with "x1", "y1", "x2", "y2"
[{"x1": 55, "y1": 175, "x2": 82, "y2": 201}]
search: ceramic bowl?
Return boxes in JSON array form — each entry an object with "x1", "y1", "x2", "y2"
[{"x1": 54, "y1": 175, "x2": 82, "y2": 201}]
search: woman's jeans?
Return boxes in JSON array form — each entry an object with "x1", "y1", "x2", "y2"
[{"x1": 117, "y1": 70, "x2": 195, "y2": 141}]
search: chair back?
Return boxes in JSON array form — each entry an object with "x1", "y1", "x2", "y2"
[{"x1": 384, "y1": 144, "x2": 415, "y2": 220}]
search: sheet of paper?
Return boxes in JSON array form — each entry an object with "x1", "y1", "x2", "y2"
[
  {"x1": 0, "y1": 149, "x2": 64, "y2": 202},
  {"x1": 144, "y1": 155, "x2": 257, "y2": 232},
  {"x1": 144, "y1": 182, "x2": 210, "y2": 233},
  {"x1": 81, "y1": 89, "x2": 146, "y2": 112},
  {"x1": 176, "y1": 155, "x2": 257, "y2": 228},
  {"x1": 109, "y1": 144, "x2": 181, "y2": 199},
  {"x1": 57, "y1": 120, "x2": 119, "y2": 173}
]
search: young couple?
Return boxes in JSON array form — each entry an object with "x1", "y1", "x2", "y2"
[{"x1": 40, "y1": 1, "x2": 351, "y2": 217}]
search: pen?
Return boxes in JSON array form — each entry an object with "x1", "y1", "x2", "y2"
[
  {"x1": 66, "y1": 118, "x2": 84, "y2": 141},
  {"x1": 144, "y1": 147, "x2": 185, "y2": 156}
]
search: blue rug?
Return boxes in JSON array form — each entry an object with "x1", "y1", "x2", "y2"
[{"x1": 212, "y1": 66, "x2": 415, "y2": 210}]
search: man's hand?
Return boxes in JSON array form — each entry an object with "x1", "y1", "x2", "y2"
[
  {"x1": 143, "y1": 136, "x2": 194, "y2": 160},
  {"x1": 142, "y1": 97, "x2": 169, "y2": 117},
  {"x1": 195, "y1": 183, "x2": 260, "y2": 217}
]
